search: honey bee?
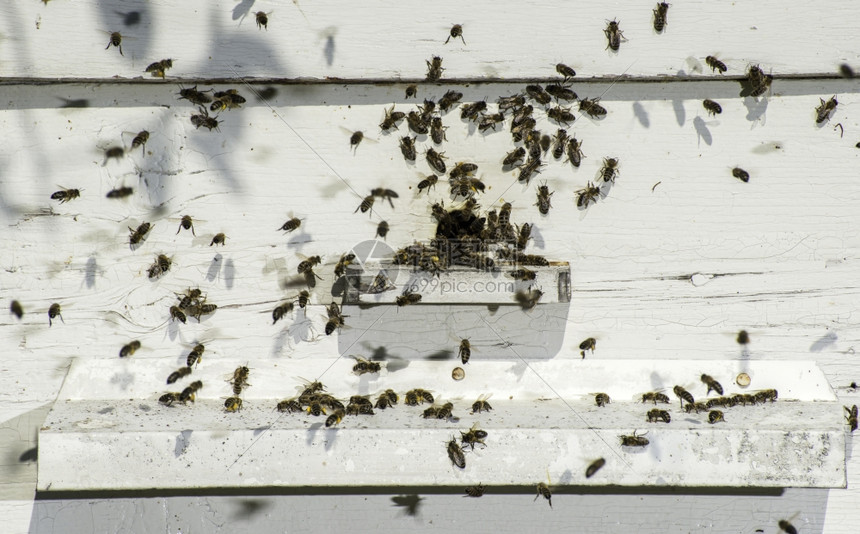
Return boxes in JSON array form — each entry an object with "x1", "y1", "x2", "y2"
[
  {"x1": 178, "y1": 86, "x2": 213, "y2": 105},
  {"x1": 620, "y1": 430, "x2": 649, "y2": 447},
  {"x1": 180, "y1": 380, "x2": 203, "y2": 403},
  {"x1": 181, "y1": 343, "x2": 204, "y2": 367},
  {"x1": 421, "y1": 147, "x2": 447, "y2": 174},
  {"x1": 10, "y1": 300, "x2": 23, "y2": 319},
  {"x1": 347, "y1": 131, "x2": 365, "y2": 151},
  {"x1": 148, "y1": 254, "x2": 172, "y2": 279},
  {"x1": 778, "y1": 519, "x2": 799, "y2": 534},
  {"x1": 478, "y1": 112, "x2": 505, "y2": 133},
  {"x1": 379, "y1": 105, "x2": 406, "y2": 131},
  {"x1": 460, "y1": 423, "x2": 487, "y2": 450},
  {"x1": 145, "y1": 58, "x2": 173, "y2": 78},
  {"x1": 131, "y1": 130, "x2": 149, "y2": 153},
  {"x1": 375, "y1": 389, "x2": 398, "y2": 409},
  {"x1": 449, "y1": 161, "x2": 479, "y2": 179},
  {"x1": 433, "y1": 402, "x2": 453, "y2": 420},
  {"x1": 642, "y1": 392, "x2": 670, "y2": 404},
  {"x1": 272, "y1": 302, "x2": 294, "y2": 325},
  {"x1": 224, "y1": 396, "x2": 243, "y2": 412},
  {"x1": 255, "y1": 11, "x2": 268, "y2": 30},
  {"x1": 653, "y1": 2, "x2": 669, "y2": 32},
  {"x1": 105, "y1": 31, "x2": 123, "y2": 55},
  {"x1": 535, "y1": 482, "x2": 552, "y2": 508},
  {"x1": 708, "y1": 410, "x2": 725, "y2": 424},
  {"x1": 325, "y1": 301, "x2": 345, "y2": 335},
  {"x1": 405, "y1": 84, "x2": 418, "y2": 99},
  {"x1": 503, "y1": 147, "x2": 526, "y2": 168},
  {"x1": 212, "y1": 90, "x2": 245, "y2": 110},
  {"x1": 406, "y1": 111, "x2": 428, "y2": 136},
  {"x1": 169, "y1": 306, "x2": 186, "y2": 323},
  {"x1": 545, "y1": 83, "x2": 578, "y2": 102},
  {"x1": 746, "y1": 64, "x2": 773, "y2": 97},
  {"x1": 754, "y1": 389, "x2": 778, "y2": 403},
  {"x1": 405, "y1": 388, "x2": 434, "y2": 405},
  {"x1": 579, "y1": 97, "x2": 607, "y2": 118},
  {"x1": 445, "y1": 24, "x2": 465, "y2": 44},
  {"x1": 159, "y1": 392, "x2": 182, "y2": 406},
  {"x1": 845, "y1": 405, "x2": 858, "y2": 432},
  {"x1": 275, "y1": 217, "x2": 302, "y2": 234},
  {"x1": 297, "y1": 256, "x2": 322, "y2": 275},
  {"x1": 700, "y1": 374, "x2": 723, "y2": 395},
  {"x1": 395, "y1": 291, "x2": 422, "y2": 306},
  {"x1": 556, "y1": 63, "x2": 576, "y2": 79},
  {"x1": 347, "y1": 394, "x2": 373, "y2": 408},
  {"x1": 514, "y1": 288, "x2": 543, "y2": 310},
  {"x1": 576, "y1": 182, "x2": 601, "y2": 208},
  {"x1": 50, "y1": 187, "x2": 81, "y2": 203},
  {"x1": 604, "y1": 19, "x2": 625, "y2": 50},
  {"x1": 117, "y1": 340, "x2": 141, "y2": 358},
  {"x1": 524, "y1": 84, "x2": 550, "y2": 106},
  {"x1": 374, "y1": 220, "x2": 389, "y2": 240},
  {"x1": 517, "y1": 157, "x2": 543, "y2": 185},
  {"x1": 732, "y1": 167, "x2": 750, "y2": 183},
  {"x1": 439, "y1": 90, "x2": 463, "y2": 113},
  {"x1": 167, "y1": 366, "x2": 191, "y2": 384},
  {"x1": 737, "y1": 330, "x2": 750, "y2": 344},
  {"x1": 647, "y1": 409, "x2": 671, "y2": 423},
  {"x1": 447, "y1": 437, "x2": 466, "y2": 468},
  {"x1": 176, "y1": 215, "x2": 195, "y2": 236},
  {"x1": 566, "y1": 136, "x2": 584, "y2": 167},
  {"x1": 460, "y1": 100, "x2": 488, "y2": 121},
  {"x1": 190, "y1": 107, "x2": 220, "y2": 131},
  {"x1": 399, "y1": 136, "x2": 417, "y2": 162},
  {"x1": 595, "y1": 393, "x2": 610, "y2": 407},
  {"x1": 702, "y1": 99, "x2": 722, "y2": 116},
  {"x1": 465, "y1": 484, "x2": 485, "y2": 497},
  {"x1": 324, "y1": 409, "x2": 345, "y2": 427},
  {"x1": 277, "y1": 398, "x2": 303, "y2": 413},
  {"x1": 705, "y1": 56, "x2": 727, "y2": 74},
  {"x1": 426, "y1": 117, "x2": 447, "y2": 144},
  {"x1": 600, "y1": 158, "x2": 620, "y2": 183},
  {"x1": 586, "y1": 458, "x2": 606, "y2": 478},
  {"x1": 515, "y1": 222, "x2": 532, "y2": 250},
  {"x1": 579, "y1": 337, "x2": 596, "y2": 357},
  {"x1": 353, "y1": 356, "x2": 381, "y2": 375},
  {"x1": 106, "y1": 186, "x2": 133, "y2": 199},
  {"x1": 455, "y1": 338, "x2": 472, "y2": 364},
  {"x1": 415, "y1": 174, "x2": 440, "y2": 195},
  {"x1": 470, "y1": 393, "x2": 493, "y2": 414},
  {"x1": 189, "y1": 303, "x2": 217, "y2": 322},
  {"x1": 508, "y1": 268, "x2": 537, "y2": 281},
  {"x1": 547, "y1": 106, "x2": 576, "y2": 126},
  {"x1": 815, "y1": 96, "x2": 838, "y2": 124},
  {"x1": 673, "y1": 385, "x2": 694, "y2": 407},
  {"x1": 684, "y1": 401, "x2": 708, "y2": 414},
  {"x1": 426, "y1": 56, "x2": 444, "y2": 82}
]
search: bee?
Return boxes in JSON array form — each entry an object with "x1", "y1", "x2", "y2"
[
  {"x1": 325, "y1": 301, "x2": 345, "y2": 335},
  {"x1": 545, "y1": 83, "x2": 578, "y2": 102},
  {"x1": 255, "y1": 11, "x2": 268, "y2": 30},
  {"x1": 324, "y1": 409, "x2": 345, "y2": 428},
  {"x1": 600, "y1": 158, "x2": 620, "y2": 183},
  {"x1": 450, "y1": 161, "x2": 479, "y2": 179},
  {"x1": 478, "y1": 112, "x2": 505, "y2": 133},
  {"x1": 566, "y1": 136, "x2": 584, "y2": 167},
  {"x1": 50, "y1": 187, "x2": 81, "y2": 203},
  {"x1": 515, "y1": 223, "x2": 532, "y2": 250},
  {"x1": 375, "y1": 389, "x2": 398, "y2": 409},
  {"x1": 348, "y1": 131, "x2": 365, "y2": 151},
  {"x1": 576, "y1": 182, "x2": 601, "y2": 208},
  {"x1": 737, "y1": 330, "x2": 750, "y2": 344},
  {"x1": 405, "y1": 111, "x2": 428, "y2": 135},
  {"x1": 395, "y1": 292, "x2": 422, "y2": 306},
  {"x1": 535, "y1": 482, "x2": 552, "y2": 508},
  {"x1": 845, "y1": 405, "x2": 858, "y2": 432},
  {"x1": 10, "y1": 300, "x2": 23, "y2": 319},
  {"x1": 815, "y1": 96, "x2": 838, "y2": 124},
  {"x1": 405, "y1": 389, "x2": 434, "y2": 406},
  {"x1": 190, "y1": 107, "x2": 220, "y2": 131},
  {"x1": 373, "y1": 220, "x2": 390, "y2": 240},
  {"x1": 176, "y1": 215, "x2": 195, "y2": 236},
  {"x1": 673, "y1": 385, "x2": 694, "y2": 407},
  {"x1": 148, "y1": 254, "x2": 172, "y2": 279},
  {"x1": 700, "y1": 99, "x2": 723, "y2": 116},
  {"x1": 465, "y1": 484, "x2": 484, "y2": 497},
  {"x1": 708, "y1": 410, "x2": 725, "y2": 424},
  {"x1": 732, "y1": 167, "x2": 750, "y2": 183},
  {"x1": 434, "y1": 402, "x2": 454, "y2": 420},
  {"x1": 426, "y1": 56, "x2": 444, "y2": 82},
  {"x1": 169, "y1": 306, "x2": 187, "y2": 323},
  {"x1": 460, "y1": 423, "x2": 487, "y2": 450},
  {"x1": 422, "y1": 147, "x2": 447, "y2": 174},
  {"x1": 131, "y1": 130, "x2": 149, "y2": 153},
  {"x1": 579, "y1": 337, "x2": 596, "y2": 358},
  {"x1": 167, "y1": 366, "x2": 192, "y2": 384},
  {"x1": 276, "y1": 217, "x2": 302, "y2": 234},
  {"x1": 180, "y1": 381, "x2": 203, "y2": 403},
  {"x1": 642, "y1": 392, "x2": 670, "y2": 404},
  {"x1": 586, "y1": 458, "x2": 606, "y2": 478},
  {"x1": 224, "y1": 396, "x2": 243, "y2": 412},
  {"x1": 159, "y1": 392, "x2": 182, "y2": 406},
  {"x1": 399, "y1": 136, "x2": 417, "y2": 162},
  {"x1": 604, "y1": 19, "x2": 625, "y2": 51},
  {"x1": 579, "y1": 97, "x2": 607, "y2": 118},
  {"x1": 295, "y1": 256, "x2": 322, "y2": 276},
  {"x1": 305, "y1": 399, "x2": 328, "y2": 416},
  {"x1": 503, "y1": 147, "x2": 526, "y2": 168},
  {"x1": 515, "y1": 288, "x2": 543, "y2": 310},
  {"x1": 438, "y1": 90, "x2": 463, "y2": 113},
  {"x1": 746, "y1": 64, "x2": 773, "y2": 97},
  {"x1": 777, "y1": 520, "x2": 799, "y2": 534},
  {"x1": 105, "y1": 31, "x2": 123, "y2": 55},
  {"x1": 447, "y1": 437, "x2": 466, "y2": 469},
  {"x1": 653, "y1": 2, "x2": 669, "y2": 33},
  {"x1": 508, "y1": 268, "x2": 536, "y2": 281},
  {"x1": 684, "y1": 401, "x2": 709, "y2": 414},
  {"x1": 106, "y1": 186, "x2": 133, "y2": 199},
  {"x1": 277, "y1": 398, "x2": 303, "y2": 413},
  {"x1": 620, "y1": 430, "x2": 649, "y2": 447},
  {"x1": 178, "y1": 86, "x2": 212, "y2": 105},
  {"x1": 547, "y1": 106, "x2": 575, "y2": 126},
  {"x1": 471, "y1": 393, "x2": 493, "y2": 414},
  {"x1": 556, "y1": 63, "x2": 576, "y2": 79},
  {"x1": 705, "y1": 56, "x2": 727, "y2": 74},
  {"x1": 427, "y1": 117, "x2": 448, "y2": 144},
  {"x1": 145, "y1": 58, "x2": 173, "y2": 78},
  {"x1": 212, "y1": 90, "x2": 245, "y2": 110},
  {"x1": 455, "y1": 338, "x2": 472, "y2": 364},
  {"x1": 181, "y1": 343, "x2": 204, "y2": 367},
  {"x1": 754, "y1": 389, "x2": 778, "y2": 403},
  {"x1": 647, "y1": 409, "x2": 671, "y2": 423},
  {"x1": 414, "y1": 173, "x2": 440, "y2": 195},
  {"x1": 333, "y1": 254, "x2": 355, "y2": 278},
  {"x1": 445, "y1": 24, "x2": 465, "y2": 44},
  {"x1": 379, "y1": 105, "x2": 406, "y2": 131},
  {"x1": 595, "y1": 393, "x2": 610, "y2": 407},
  {"x1": 113, "y1": 340, "x2": 141, "y2": 359},
  {"x1": 524, "y1": 84, "x2": 550, "y2": 106},
  {"x1": 271, "y1": 302, "x2": 294, "y2": 325},
  {"x1": 189, "y1": 303, "x2": 216, "y2": 322},
  {"x1": 517, "y1": 158, "x2": 543, "y2": 185},
  {"x1": 353, "y1": 356, "x2": 381, "y2": 375},
  {"x1": 405, "y1": 84, "x2": 418, "y2": 99},
  {"x1": 460, "y1": 100, "x2": 488, "y2": 121},
  {"x1": 206, "y1": 232, "x2": 226, "y2": 247},
  {"x1": 700, "y1": 374, "x2": 723, "y2": 395}
]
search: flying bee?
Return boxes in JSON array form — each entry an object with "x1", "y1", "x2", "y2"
[
  {"x1": 277, "y1": 216, "x2": 302, "y2": 233},
  {"x1": 457, "y1": 338, "x2": 471, "y2": 364},
  {"x1": 705, "y1": 55, "x2": 727, "y2": 74},
  {"x1": 620, "y1": 430, "x2": 649, "y2": 447},
  {"x1": 426, "y1": 56, "x2": 444, "y2": 82},
  {"x1": 517, "y1": 158, "x2": 543, "y2": 185},
  {"x1": 272, "y1": 302, "x2": 294, "y2": 324},
  {"x1": 439, "y1": 90, "x2": 463, "y2": 112},
  {"x1": 579, "y1": 97, "x2": 607, "y2": 118},
  {"x1": 297, "y1": 256, "x2": 322, "y2": 275},
  {"x1": 119, "y1": 340, "x2": 141, "y2": 358},
  {"x1": 465, "y1": 484, "x2": 485, "y2": 497},
  {"x1": 708, "y1": 410, "x2": 725, "y2": 424},
  {"x1": 255, "y1": 11, "x2": 268, "y2": 29},
  {"x1": 545, "y1": 83, "x2": 578, "y2": 102},
  {"x1": 460, "y1": 423, "x2": 488, "y2": 450},
  {"x1": 325, "y1": 301, "x2": 345, "y2": 335},
  {"x1": 334, "y1": 253, "x2": 355, "y2": 278},
  {"x1": 50, "y1": 187, "x2": 81, "y2": 203},
  {"x1": 547, "y1": 106, "x2": 576, "y2": 126},
  {"x1": 169, "y1": 306, "x2": 186, "y2": 323},
  {"x1": 131, "y1": 130, "x2": 149, "y2": 153},
  {"x1": 405, "y1": 84, "x2": 418, "y2": 99},
  {"x1": 604, "y1": 19, "x2": 625, "y2": 51},
  {"x1": 395, "y1": 291, "x2": 422, "y2": 306},
  {"x1": 642, "y1": 392, "x2": 670, "y2": 404},
  {"x1": 503, "y1": 147, "x2": 526, "y2": 168},
  {"x1": 535, "y1": 482, "x2": 552, "y2": 508},
  {"x1": 167, "y1": 366, "x2": 192, "y2": 385},
  {"x1": 325, "y1": 409, "x2": 345, "y2": 427},
  {"x1": 540, "y1": 134, "x2": 552, "y2": 155},
  {"x1": 105, "y1": 31, "x2": 123, "y2": 55},
  {"x1": 176, "y1": 215, "x2": 195, "y2": 235},
  {"x1": 184, "y1": 343, "x2": 204, "y2": 367},
  {"x1": 375, "y1": 220, "x2": 390, "y2": 240},
  {"x1": 673, "y1": 385, "x2": 694, "y2": 407},
  {"x1": 447, "y1": 437, "x2": 466, "y2": 469},
  {"x1": 576, "y1": 182, "x2": 601, "y2": 208},
  {"x1": 600, "y1": 158, "x2": 619, "y2": 183},
  {"x1": 445, "y1": 24, "x2": 465, "y2": 44},
  {"x1": 815, "y1": 96, "x2": 838, "y2": 124},
  {"x1": 379, "y1": 105, "x2": 406, "y2": 131},
  {"x1": 702, "y1": 99, "x2": 722, "y2": 116},
  {"x1": 566, "y1": 136, "x2": 584, "y2": 167},
  {"x1": 509, "y1": 268, "x2": 537, "y2": 281},
  {"x1": 159, "y1": 392, "x2": 182, "y2": 406},
  {"x1": 353, "y1": 356, "x2": 382, "y2": 375},
  {"x1": 700, "y1": 374, "x2": 724, "y2": 395},
  {"x1": 732, "y1": 167, "x2": 750, "y2": 183},
  {"x1": 647, "y1": 409, "x2": 671, "y2": 423},
  {"x1": 471, "y1": 393, "x2": 493, "y2": 414},
  {"x1": 425, "y1": 147, "x2": 447, "y2": 174},
  {"x1": 399, "y1": 136, "x2": 417, "y2": 162},
  {"x1": 515, "y1": 288, "x2": 543, "y2": 310},
  {"x1": 145, "y1": 58, "x2": 173, "y2": 78},
  {"x1": 845, "y1": 405, "x2": 858, "y2": 432},
  {"x1": 224, "y1": 396, "x2": 243, "y2": 412},
  {"x1": 536, "y1": 183, "x2": 554, "y2": 215},
  {"x1": 371, "y1": 187, "x2": 399, "y2": 208},
  {"x1": 375, "y1": 389, "x2": 398, "y2": 409},
  {"x1": 417, "y1": 174, "x2": 439, "y2": 194},
  {"x1": 460, "y1": 100, "x2": 488, "y2": 121},
  {"x1": 190, "y1": 107, "x2": 220, "y2": 131},
  {"x1": 556, "y1": 62, "x2": 576, "y2": 79},
  {"x1": 737, "y1": 330, "x2": 750, "y2": 344},
  {"x1": 106, "y1": 186, "x2": 133, "y2": 199},
  {"x1": 593, "y1": 392, "x2": 611, "y2": 407},
  {"x1": 653, "y1": 2, "x2": 669, "y2": 32},
  {"x1": 10, "y1": 300, "x2": 23, "y2": 319},
  {"x1": 586, "y1": 458, "x2": 606, "y2": 478},
  {"x1": 348, "y1": 131, "x2": 365, "y2": 151},
  {"x1": 178, "y1": 86, "x2": 212, "y2": 105},
  {"x1": 180, "y1": 381, "x2": 202, "y2": 403}
]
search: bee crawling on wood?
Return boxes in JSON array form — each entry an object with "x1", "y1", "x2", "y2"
[
  {"x1": 471, "y1": 393, "x2": 493, "y2": 414},
  {"x1": 375, "y1": 389, "x2": 398, "y2": 409},
  {"x1": 395, "y1": 290, "x2": 422, "y2": 306},
  {"x1": 620, "y1": 430, "x2": 649, "y2": 447},
  {"x1": 599, "y1": 157, "x2": 620, "y2": 183},
  {"x1": 438, "y1": 90, "x2": 463, "y2": 113},
  {"x1": 579, "y1": 97, "x2": 607, "y2": 118},
  {"x1": 190, "y1": 107, "x2": 220, "y2": 131},
  {"x1": 708, "y1": 410, "x2": 725, "y2": 424},
  {"x1": 178, "y1": 85, "x2": 212, "y2": 106},
  {"x1": 405, "y1": 84, "x2": 418, "y2": 99},
  {"x1": 642, "y1": 391, "x2": 670, "y2": 404},
  {"x1": 575, "y1": 182, "x2": 602, "y2": 208},
  {"x1": 380, "y1": 105, "x2": 406, "y2": 131},
  {"x1": 653, "y1": 2, "x2": 669, "y2": 33},
  {"x1": 400, "y1": 136, "x2": 417, "y2": 162},
  {"x1": 460, "y1": 423, "x2": 488, "y2": 450},
  {"x1": 224, "y1": 396, "x2": 243, "y2": 412},
  {"x1": 647, "y1": 408, "x2": 671, "y2": 423},
  {"x1": 556, "y1": 63, "x2": 576, "y2": 79},
  {"x1": 465, "y1": 484, "x2": 485, "y2": 497},
  {"x1": 51, "y1": 187, "x2": 81, "y2": 203},
  {"x1": 604, "y1": 19, "x2": 625, "y2": 51},
  {"x1": 426, "y1": 56, "x2": 444, "y2": 82},
  {"x1": 815, "y1": 96, "x2": 838, "y2": 124},
  {"x1": 447, "y1": 437, "x2": 466, "y2": 468},
  {"x1": 148, "y1": 254, "x2": 172, "y2": 279}
]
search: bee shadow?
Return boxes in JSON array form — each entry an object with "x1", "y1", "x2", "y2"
[
  {"x1": 743, "y1": 96, "x2": 769, "y2": 123},
  {"x1": 323, "y1": 35, "x2": 336, "y2": 66},
  {"x1": 230, "y1": 499, "x2": 272, "y2": 521},
  {"x1": 693, "y1": 116, "x2": 713, "y2": 146},
  {"x1": 809, "y1": 332, "x2": 838, "y2": 352},
  {"x1": 324, "y1": 428, "x2": 340, "y2": 451},
  {"x1": 174, "y1": 430, "x2": 192, "y2": 457},
  {"x1": 224, "y1": 258, "x2": 235, "y2": 289},
  {"x1": 231, "y1": 0, "x2": 256, "y2": 21},
  {"x1": 206, "y1": 254, "x2": 223, "y2": 282},
  {"x1": 306, "y1": 422, "x2": 324, "y2": 445},
  {"x1": 84, "y1": 256, "x2": 98, "y2": 289},
  {"x1": 391, "y1": 494, "x2": 424, "y2": 517},
  {"x1": 632, "y1": 101, "x2": 650, "y2": 128}
]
